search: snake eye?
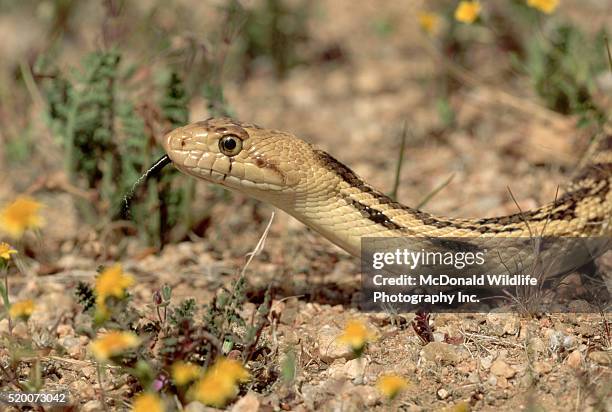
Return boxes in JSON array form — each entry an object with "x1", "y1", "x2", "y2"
[{"x1": 218, "y1": 134, "x2": 243, "y2": 156}]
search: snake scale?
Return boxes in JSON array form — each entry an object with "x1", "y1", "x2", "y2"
[{"x1": 160, "y1": 118, "x2": 611, "y2": 261}]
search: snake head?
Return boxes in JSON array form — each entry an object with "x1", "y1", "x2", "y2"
[{"x1": 162, "y1": 117, "x2": 314, "y2": 202}]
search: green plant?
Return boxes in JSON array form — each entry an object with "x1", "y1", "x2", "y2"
[
  {"x1": 73, "y1": 267, "x2": 275, "y2": 407},
  {"x1": 37, "y1": 50, "x2": 197, "y2": 246},
  {"x1": 227, "y1": 0, "x2": 311, "y2": 79},
  {"x1": 519, "y1": 24, "x2": 608, "y2": 125}
]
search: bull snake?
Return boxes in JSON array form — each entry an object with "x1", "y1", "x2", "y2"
[{"x1": 160, "y1": 118, "x2": 611, "y2": 259}]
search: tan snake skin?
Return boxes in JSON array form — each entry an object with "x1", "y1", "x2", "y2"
[{"x1": 162, "y1": 118, "x2": 612, "y2": 258}]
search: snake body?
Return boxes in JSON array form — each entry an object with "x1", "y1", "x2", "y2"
[{"x1": 162, "y1": 118, "x2": 611, "y2": 258}]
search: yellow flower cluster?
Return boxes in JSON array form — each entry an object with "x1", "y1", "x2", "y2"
[
  {"x1": 337, "y1": 319, "x2": 377, "y2": 354},
  {"x1": 454, "y1": 1, "x2": 481, "y2": 24},
  {"x1": 9, "y1": 299, "x2": 35, "y2": 321},
  {"x1": 0, "y1": 242, "x2": 17, "y2": 261},
  {"x1": 90, "y1": 330, "x2": 140, "y2": 362},
  {"x1": 189, "y1": 358, "x2": 250, "y2": 407},
  {"x1": 0, "y1": 196, "x2": 44, "y2": 238},
  {"x1": 131, "y1": 392, "x2": 165, "y2": 412},
  {"x1": 418, "y1": 12, "x2": 440, "y2": 35},
  {"x1": 376, "y1": 374, "x2": 409, "y2": 400},
  {"x1": 527, "y1": 0, "x2": 559, "y2": 14},
  {"x1": 171, "y1": 361, "x2": 202, "y2": 386},
  {"x1": 94, "y1": 264, "x2": 135, "y2": 319}
]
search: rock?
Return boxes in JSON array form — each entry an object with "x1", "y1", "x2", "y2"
[
  {"x1": 496, "y1": 376, "x2": 509, "y2": 389},
  {"x1": 456, "y1": 358, "x2": 476, "y2": 374},
  {"x1": 323, "y1": 389, "x2": 364, "y2": 412},
  {"x1": 12, "y1": 322, "x2": 28, "y2": 339},
  {"x1": 486, "y1": 313, "x2": 519, "y2": 336},
  {"x1": 345, "y1": 358, "x2": 367, "y2": 380},
  {"x1": 437, "y1": 388, "x2": 450, "y2": 400},
  {"x1": 490, "y1": 360, "x2": 516, "y2": 379},
  {"x1": 0, "y1": 318, "x2": 9, "y2": 335},
  {"x1": 420, "y1": 342, "x2": 465, "y2": 365},
  {"x1": 326, "y1": 359, "x2": 348, "y2": 379},
  {"x1": 502, "y1": 318, "x2": 520, "y2": 336},
  {"x1": 327, "y1": 357, "x2": 368, "y2": 383},
  {"x1": 56, "y1": 324, "x2": 74, "y2": 337},
  {"x1": 566, "y1": 350, "x2": 582, "y2": 369},
  {"x1": 59, "y1": 336, "x2": 84, "y2": 359},
  {"x1": 480, "y1": 356, "x2": 493, "y2": 370},
  {"x1": 548, "y1": 331, "x2": 565, "y2": 352},
  {"x1": 317, "y1": 325, "x2": 354, "y2": 362},
  {"x1": 231, "y1": 392, "x2": 260, "y2": 412},
  {"x1": 82, "y1": 400, "x2": 103, "y2": 412},
  {"x1": 351, "y1": 385, "x2": 380, "y2": 407},
  {"x1": 532, "y1": 361, "x2": 552, "y2": 375},
  {"x1": 487, "y1": 375, "x2": 497, "y2": 386},
  {"x1": 562, "y1": 335, "x2": 576, "y2": 350},
  {"x1": 527, "y1": 338, "x2": 547, "y2": 356},
  {"x1": 81, "y1": 366, "x2": 97, "y2": 379},
  {"x1": 588, "y1": 351, "x2": 611, "y2": 366},
  {"x1": 69, "y1": 379, "x2": 95, "y2": 399}
]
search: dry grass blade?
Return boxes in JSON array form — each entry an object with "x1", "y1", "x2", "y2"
[
  {"x1": 241, "y1": 211, "x2": 276, "y2": 278},
  {"x1": 416, "y1": 173, "x2": 455, "y2": 209},
  {"x1": 390, "y1": 121, "x2": 408, "y2": 201}
]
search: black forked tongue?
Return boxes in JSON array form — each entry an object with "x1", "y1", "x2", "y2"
[{"x1": 120, "y1": 155, "x2": 172, "y2": 219}]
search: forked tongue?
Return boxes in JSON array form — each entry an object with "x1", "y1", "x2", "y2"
[{"x1": 120, "y1": 155, "x2": 172, "y2": 219}]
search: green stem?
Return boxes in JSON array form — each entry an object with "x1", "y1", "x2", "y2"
[
  {"x1": 416, "y1": 173, "x2": 455, "y2": 209},
  {"x1": 1, "y1": 271, "x2": 12, "y2": 335},
  {"x1": 605, "y1": 35, "x2": 612, "y2": 74},
  {"x1": 390, "y1": 122, "x2": 408, "y2": 201}
]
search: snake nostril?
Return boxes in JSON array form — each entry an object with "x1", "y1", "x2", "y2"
[{"x1": 162, "y1": 127, "x2": 192, "y2": 153}]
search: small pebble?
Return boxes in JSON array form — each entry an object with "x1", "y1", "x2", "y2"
[{"x1": 437, "y1": 388, "x2": 450, "y2": 400}]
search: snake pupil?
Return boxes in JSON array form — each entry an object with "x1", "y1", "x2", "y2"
[{"x1": 219, "y1": 134, "x2": 243, "y2": 156}]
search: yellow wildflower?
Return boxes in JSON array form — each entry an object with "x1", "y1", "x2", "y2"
[
  {"x1": 94, "y1": 264, "x2": 134, "y2": 320},
  {"x1": 188, "y1": 357, "x2": 249, "y2": 407},
  {"x1": 131, "y1": 392, "x2": 165, "y2": 412},
  {"x1": 376, "y1": 374, "x2": 409, "y2": 400},
  {"x1": 95, "y1": 264, "x2": 135, "y2": 301},
  {"x1": 527, "y1": 0, "x2": 559, "y2": 14},
  {"x1": 0, "y1": 196, "x2": 44, "y2": 238},
  {"x1": 448, "y1": 401, "x2": 471, "y2": 412},
  {"x1": 455, "y1": 1, "x2": 481, "y2": 24},
  {"x1": 418, "y1": 12, "x2": 440, "y2": 35},
  {"x1": 0, "y1": 242, "x2": 17, "y2": 260},
  {"x1": 9, "y1": 299, "x2": 35, "y2": 320},
  {"x1": 171, "y1": 361, "x2": 202, "y2": 386},
  {"x1": 209, "y1": 358, "x2": 250, "y2": 383},
  {"x1": 337, "y1": 319, "x2": 377, "y2": 353},
  {"x1": 90, "y1": 330, "x2": 140, "y2": 362}
]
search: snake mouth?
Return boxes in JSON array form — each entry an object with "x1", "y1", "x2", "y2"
[{"x1": 178, "y1": 165, "x2": 284, "y2": 192}]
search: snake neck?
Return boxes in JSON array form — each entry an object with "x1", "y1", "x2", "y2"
[{"x1": 272, "y1": 135, "x2": 612, "y2": 257}]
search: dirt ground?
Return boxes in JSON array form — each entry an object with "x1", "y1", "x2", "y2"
[{"x1": 0, "y1": 0, "x2": 611, "y2": 411}]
